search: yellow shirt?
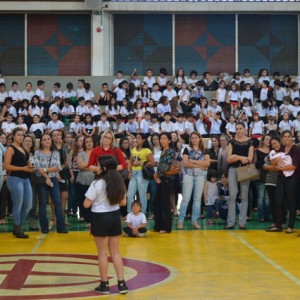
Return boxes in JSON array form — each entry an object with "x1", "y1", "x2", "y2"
[{"x1": 131, "y1": 147, "x2": 152, "y2": 171}]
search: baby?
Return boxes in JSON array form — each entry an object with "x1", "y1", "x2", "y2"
[{"x1": 269, "y1": 150, "x2": 294, "y2": 177}]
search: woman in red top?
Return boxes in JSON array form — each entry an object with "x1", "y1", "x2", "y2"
[{"x1": 88, "y1": 130, "x2": 126, "y2": 173}]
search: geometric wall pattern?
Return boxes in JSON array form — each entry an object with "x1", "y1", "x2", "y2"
[
  {"x1": 238, "y1": 14, "x2": 298, "y2": 75},
  {"x1": 0, "y1": 14, "x2": 25, "y2": 75},
  {"x1": 114, "y1": 14, "x2": 172, "y2": 75},
  {"x1": 27, "y1": 14, "x2": 91, "y2": 75},
  {"x1": 175, "y1": 14, "x2": 236, "y2": 75}
]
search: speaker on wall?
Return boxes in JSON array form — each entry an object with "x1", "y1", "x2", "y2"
[{"x1": 85, "y1": 0, "x2": 101, "y2": 9}]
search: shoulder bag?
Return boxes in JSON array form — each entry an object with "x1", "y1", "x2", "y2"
[
  {"x1": 164, "y1": 159, "x2": 182, "y2": 176},
  {"x1": 142, "y1": 162, "x2": 155, "y2": 180},
  {"x1": 236, "y1": 163, "x2": 260, "y2": 182}
]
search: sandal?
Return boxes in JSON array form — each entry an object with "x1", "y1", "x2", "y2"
[
  {"x1": 266, "y1": 227, "x2": 282, "y2": 232},
  {"x1": 177, "y1": 222, "x2": 183, "y2": 230},
  {"x1": 192, "y1": 222, "x2": 200, "y2": 229}
]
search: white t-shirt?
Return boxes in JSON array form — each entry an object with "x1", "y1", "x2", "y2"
[
  {"x1": 149, "y1": 122, "x2": 160, "y2": 133},
  {"x1": 63, "y1": 90, "x2": 76, "y2": 99},
  {"x1": 30, "y1": 123, "x2": 46, "y2": 133},
  {"x1": 292, "y1": 119, "x2": 300, "y2": 132},
  {"x1": 225, "y1": 122, "x2": 236, "y2": 133},
  {"x1": 84, "y1": 90, "x2": 95, "y2": 101},
  {"x1": 161, "y1": 121, "x2": 175, "y2": 132},
  {"x1": 174, "y1": 121, "x2": 185, "y2": 133},
  {"x1": 85, "y1": 179, "x2": 120, "y2": 213},
  {"x1": 16, "y1": 123, "x2": 28, "y2": 132},
  {"x1": 70, "y1": 122, "x2": 82, "y2": 133},
  {"x1": 35, "y1": 88, "x2": 45, "y2": 101},
  {"x1": 126, "y1": 212, "x2": 147, "y2": 227},
  {"x1": 150, "y1": 91, "x2": 162, "y2": 103},
  {"x1": 8, "y1": 90, "x2": 22, "y2": 101},
  {"x1": 157, "y1": 103, "x2": 171, "y2": 115},
  {"x1": 279, "y1": 120, "x2": 293, "y2": 131},
  {"x1": 29, "y1": 105, "x2": 44, "y2": 116},
  {"x1": 250, "y1": 120, "x2": 264, "y2": 135},
  {"x1": 125, "y1": 121, "x2": 139, "y2": 133},
  {"x1": 114, "y1": 87, "x2": 126, "y2": 101},
  {"x1": 2, "y1": 122, "x2": 16, "y2": 134},
  {"x1": 163, "y1": 89, "x2": 177, "y2": 101},
  {"x1": 113, "y1": 122, "x2": 126, "y2": 133},
  {"x1": 51, "y1": 90, "x2": 63, "y2": 99},
  {"x1": 97, "y1": 120, "x2": 110, "y2": 132},
  {"x1": 216, "y1": 88, "x2": 226, "y2": 103},
  {"x1": 209, "y1": 118, "x2": 222, "y2": 134},
  {"x1": 76, "y1": 105, "x2": 88, "y2": 115},
  {"x1": 185, "y1": 121, "x2": 194, "y2": 133},
  {"x1": 0, "y1": 91, "x2": 8, "y2": 103},
  {"x1": 143, "y1": 76, "x2": 156, "y2": 88},
  {"x1": 49, "y1": 103, "x2": 61, "y2": 114},
  {"x1": 241, "y1": 90, "x2": 254, "y2": 104},
  {"x1": 195, "y1": 120, "x2": 208, "y2": 135},
  {"x1": 76, "y1": 88, "x2": 85, "y2": 99},
  {"x1": 47, "y1": 120, "x2": 64, "y2": 131},
  {"x1": 62, "y1": 106, "x2": 75, "y2": 114},
  {"x1": 275, "y1": 87, "x2": 287, "y2": 101},
  {"x1": 21, "y1": 90, "x2": 34, "y2": 100},
  {"x1": 178, "y1": 89, "x2": 190, "y2": 103},
  {"x1": 140, "y1": 119, "x2": 150, "y2": 134}
]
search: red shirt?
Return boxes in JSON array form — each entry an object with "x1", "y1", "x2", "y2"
[{"x1": 88, "y1": 146, "x2": 127, "y2": 169}]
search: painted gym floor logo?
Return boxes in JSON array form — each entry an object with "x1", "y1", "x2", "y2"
[{"x1": 0, "y1": 254, "x2": 172, "y2": 299}]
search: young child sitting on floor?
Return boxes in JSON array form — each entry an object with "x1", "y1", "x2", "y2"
[{"x1": 123, "y1": 201, "x2": 147, "y2": 237}]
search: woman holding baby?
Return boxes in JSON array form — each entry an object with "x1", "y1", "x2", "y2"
[{"x1": 267, "y1": 130, "x2": 300, "y2": 233}]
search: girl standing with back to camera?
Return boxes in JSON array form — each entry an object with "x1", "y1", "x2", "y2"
[{"x1": 84, "y1": 155, "x2": 128, "y2": 294}]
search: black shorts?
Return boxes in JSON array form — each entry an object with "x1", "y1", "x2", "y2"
[{"x1": 91, "y1": 210, "x2": 121, "y2": 237}]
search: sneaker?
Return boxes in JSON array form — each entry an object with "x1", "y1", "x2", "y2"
[
  {"x1": 118, "y1": 280, "x2": 128, "y2": 294},
  {"x1": 138, "y1": 233, "x2": 147, "y2": 238},
  {"x1": 95, "y1": 281, "x2": 109, "y2": 294}
]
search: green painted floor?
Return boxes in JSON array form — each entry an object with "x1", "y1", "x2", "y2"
[{"x1": 1, "y1": 211, "x2": 300, "y2": 233}]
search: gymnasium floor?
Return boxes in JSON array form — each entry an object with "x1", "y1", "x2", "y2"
[{"x1": 0, "y1": 214, "x2": 300, "y2": 300}]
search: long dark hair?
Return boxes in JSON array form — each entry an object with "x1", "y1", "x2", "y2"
[
  {"x1": 136, "y1": 133, "x2": 151, "y2": 150},
  {"x1": 119, "y1": 137, "x2": 131, "y2": 159},
  {"x1": 96, "y1": 155, "x2": 126, "y2": 205}
]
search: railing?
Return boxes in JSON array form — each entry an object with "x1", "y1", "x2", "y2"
[{"x1": 103, "y1": 0, "x2": 299, "y2": 2}]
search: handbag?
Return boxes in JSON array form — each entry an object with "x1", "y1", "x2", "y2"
[
  {"x1": 236, "y1": 164, "x2": 260, "y2": 182},
  {"x1": 142, "y1": 162, "x2": 155, "y2": 180},
  {"x1": 31, "y1": 152, "x2": 53, "y2": 185},
  {"x1": 164, "y1": 160, "x2": 181, "y2": 176}
]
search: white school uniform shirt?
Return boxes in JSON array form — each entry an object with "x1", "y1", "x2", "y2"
[
  {"x1": 279, "y1": 104, "x2": 294, "y2": 116},
  {"x1": 250, "y1": 120, "x2": 264, "y2": 135},
  {"x1": 178, "y1": 89, "x2": 190, "y2": 103},
  {"x1": 260, "y1": 88, "x2": 269, "y2": 101},
  {"x1": 139, "y1": 119, "x2": 150, "y2": 134},
  {"x1": 258, "y1": 76, "x2": 270, "y2": 85},
  {"x1": 242, "y1": 76, "x2": 255, "y2": 86},
  {"x1": 209, "y1": 118, "x2": 222, "y2": 134},
  {"x1": 228, "y1": 90, "x2": 240, "y2": 101},
  {"x1": 126, "y1": 212, "x2": 147, "y2": 227},
  {"x1": 163, "y1": 89, "x2": 177, "y2": 101},
  {"x1": 8, "y1": 106, "x2": 17, "y2": 118},
  {"x1": 187, "y1": 78, "x2": 198, "y2": 86},
  {"x1": 192, "y1": 87, "x2": 205, "y2": 99},
  {"x1": 0, "y1": 91, "x2": 8, "y2": 103},
  {"x1": 113, "y1": 78, "x2": 123, "y2": 88},
  {"x1": 84, "y1": 90, "x2": 95, "y2": 101},
  {"x1": 243, "y1": 106, "x2": 253, "y2": 118},
  {"x1": 208, "y1": 105, "x2": 222, "y2": 114},
  {"x1": 275, "y1": 87, "x2": 287, "y2": 101},
  {"x1": 161, "y1": 121, "x2": 175, "y2": 132},
  {"x1": 97, "y1": 120, "x2": 110, "y2": 132},
  {"x1": 266, "y1": 106, "x2": 278, "y2": 117},
  {"x1": 292, "y1": 119, "x2": 300, "y2": 132},
  {"x1": 129, "y1": 90, "x2": 140, "y2": 103},
  {"x1": 134, "y1": 107, "x2": 145, "y2": 118},
  {"x1": 85, "y1": 179, "x2": 119, "y2": 213},
  {"x1": 174, "y1": 121, "x2": 185, "y2": 133},
  {"x1": 216, "y1": 88, "x2": 226, "y2": 103},
  {"x1": 146, "y1": 107, "x2": 155, "y2": 114},
  {"x1": 76, "y1": 88, "x2": 85, "y2": 99},
  {"x1": 8, "y1": 90, "x2": 22, "y2": 101},
  {"x1": 105, "y1": 105, "x2": 119, "y2": 116},
  {"x1": 51, "y1": 90, "x2": 63, "y2": 99},
  {"x1": 29, "y1": 105, "x2": 44, "y2": 116},
  {"x1": 125, "y1": 121, "x2": 139, "y2": 133},
  {"x1": 114, "y1": 87, "x2": 126, "y2": 102},
  {"x1": 35, "y1": 88, "x2": 45, "y2": 101},
  {"x1": 157, "y1": 103, "x2": 171, "y2": 115},
  {"x1": 143, "y1": 76, "x2": 156, "y2": 88},
  {"x1": 192, "y1": 105, "x2": 201, "y2": 117},
  {"x1": 21, "y1": 90, "x2": 34, "y2": 100},
  {"x1": 120, "y1": 106, "x2": 130, "y2": 116},
  {"x1": 290, "y1": 90, "x2": 300, "y2": 101},
  {"x1": 82, "y1": 122, "x2": 96, "y2": 131},
  {"x1": 18, "y1": 108, "x2": 28, "y2": 116},
  {"x1": 76, "y1": 105, "x2": 88, "y2": 115},
  {"x1": 150, "y1": 91, "x2": 162, "y2": 103},
  {"x1": 130, "y1": 78, "x2": 141, "y2": 88},
  {"x1": 241, "y1": 90, "x2": 254, "y2": 104},
  {"x1": 113, "y1": 122, "x2": 126, "y2": 133},
  {"x1": 293, "y1": 105, "x2": 300, "y2": 118},
  {"x1": 91, "y1": 105, "x2": 100, "y2": 117},
  {"x1": 30, "y1": 122, "x2": 46, "y2": 133},
  {"x1": 149, "y1": 122, "x2": 160, "y2": 133},
  {"x1": 231, "y1": 79, "x2": 242, "y2": 85},
  {"x1": 47, "y1": 120, "x2": 64, "y2": 131},
  {"x1": 2, "y1": 122, "x2": 16, "y2": 134},
  {"x1": 49, "y1": 103, "x2": 61, "y2": 114},
  {"x1": 63, "y1": 90, "x2": 76, "y2": 99},
  {"x1": 69, "y1": 122, "x2": 82, "y2": 133},
  {"x1": 62, "y1": 105, "x2": 75, "y2": 114},
  {"x1": 195, "y1": 119, "x2": 208, "y2": 135},
  {"x1": 174, "y1": 76, "x2": 187, "y2": 87},
  {"x1": 225, "y1": 122, "x2": 236, "y2": 133},
  {"x1": 278, "y1": 120, "x2": 293, "y2": 131},
  {"x1": 16, "y1": 123, "x2": 28, "y2": 132},
  {"x1": 185, "y1": 121, "x2": 194, "y2": 133}
]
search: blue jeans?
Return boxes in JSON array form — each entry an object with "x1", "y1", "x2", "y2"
[
  {"x1": 179, "y1": 174, "x2": 206, "y2": 223},
  {"x1": 37, "y1": 177, "x2": 66, "y2": 233},
  {"x1": 255, "y1": 182, "x2": 270, "y2": 220},
  {"x1": 127, "y1": 171, "x2": 149, "y2": 214},
  {"x1": 148, "y1": 179, "x2": 158, "y2": 214},
  {"x1": 7, "y1": 176, "x2": 32, "y2": 226}
]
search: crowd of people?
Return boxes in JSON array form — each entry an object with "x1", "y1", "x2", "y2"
[{"x1": 0, "y1": 67, "x2": 300, "y2": 240}]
